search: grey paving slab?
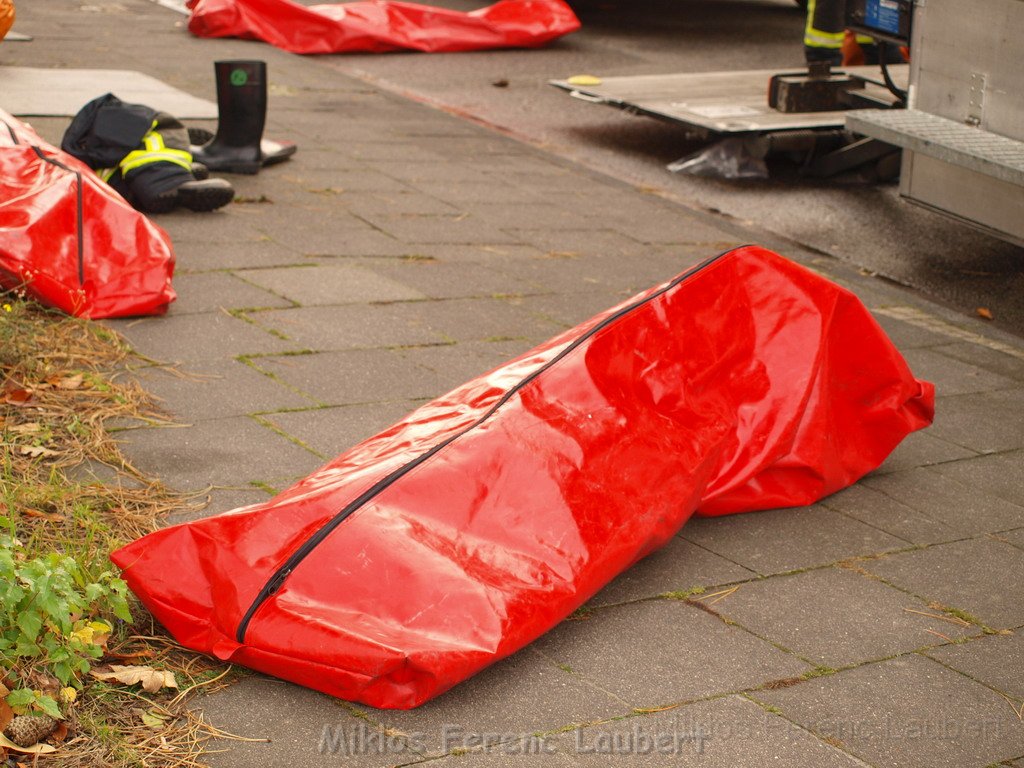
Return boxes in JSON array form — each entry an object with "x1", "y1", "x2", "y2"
[
  {"x1": 928, "y1": 449, "x2": 1024, "y2": 507},
  {"x1": 503, "y1": 229, "x2": 647, "y2": 259},
  {"x1": 356, "y1": 213, "x2": 524, "y2": 246},
  {"x1": 461, "y1": 203, "x2": 592, "y2": 231},
  {"x1": 900, "y1": 347, "x2": 1019, "y2": 395},
  {"x1": 863, "y1": 467, "x2": 1024, "y2": 535},
  {"x1": 405, "y1": 178, "x2": 545, "y2": 205},
  {"x1": 394, "y1": 339, "x2": 536, "y2": 393},
  {"x1": 120, "y1": 417, "x2": 319, "y2": 493},
  {"x1": 169, "y1": 271, "x2": 294, "y2": 314},
  {"x1": 756, "y1": 654, "x2": 1024, "y2": 768},
  {"x1": 410, "y1": 746, "x2": 568, "y2": 766},
  {"x1": 681, "y1": 504, "x2": 907, "y2": 576},
  {"x1": 532, "y1": 600, "x2": 810, "y2": 708},
  {"x1": 715, "y1": 566, "x2": 977, "y2": 668},
  {"x1": 821, "y1": 483, "x2": 962, "y2": 545},
  {"x1": 135, "y1": 358, "x2": 315, "y2": 422},
  {"x1": 495, "y1": 252, "x2": 684, "y2": 296},
  {"x1": 275, "y1": 166, "x2": 416, "y2": 194},
  {"x1": 547, "y1": 696, "x2": 865, "y2": 767},
  {"x1": 926, "y1": 632, "x2": 1024, "y2": 701},
  {"x1": 272, "y1": 225, "x2": 415, "y2": 258},
  {"x1": 250, "y1": 304, "x2": 449, "y2": 350},
  {"x1": 999, "y1": 528, "x2": 1024, "y2": 550},
  {"x1": 929, "y1": 389, "x2": 1024, "y2": 453},
  {"x1": 603, "y1": 210, "x2": 741, "y2": 246},
  {"x1": 932, "y1": 342, "x2": 1024, "y2": 381},
  {"x1": 106, "y1": 311, "x2": 298, "y2": 365},
  {"x1": 260, "y1": 402, "x2": 419, "y2": 459},
  {"x1": 871, "y1": 312, "x2": 952, "y2": 349},
  {"x1": 587, "y1": 536, "x2": 756, "y2": 608},
  {"x1": 196, "y1": 676, "x2": 415, "y2": 768},
  {"x1": 374, "y1": 161, "x2": 497, "y2": 186},
  {"x1": 169, "y1": 238, "x2": 306, "y2": 271},
  {"x1": 864, "y1": 537, "x2": 1024, "y2": 628},
  {"x1": 252, "y1": 348, "x2": 446, "y2": 405},
  {"x1": 149, "y1": 208, "x2": 266, "y2": 246},
  {"x1": 343, "y1": 190, "x2": 462, "y2": 217},
  {"x1": 510, "y1": 290, "x2": 637, "y2": 330},
  {"x1": 359, "y1": 260, "x2": 533, "y2": 300},
  {"x1": 239, "y1": 264, "x2": 427, "y2": 306},
  {"x1": 868, "y1": 428, "x2": 978, "y2": 475},
  {"x1": 167, "y1": 487, "x2": 273, "y2": 526},
  {"x1": 350, "y1": 649, "x2": 628, "y2": 756}
]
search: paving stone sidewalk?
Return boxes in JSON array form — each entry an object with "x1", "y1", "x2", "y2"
[{"x1": 7, "y1": 2, "x2": 1024, "y2": 766}]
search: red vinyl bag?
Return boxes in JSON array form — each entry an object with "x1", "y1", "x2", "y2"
[
  {"x1": 0, "y1": 109, "x2": 175, "y2": 319},
  {"x1": 186, "y1": 0, "x2": 581, "y2": 54},
  {"x1": 112, "y1": 246, "x2": 934, "y2": 709}
]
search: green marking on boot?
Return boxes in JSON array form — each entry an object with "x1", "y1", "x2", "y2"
[{"x1": 230, "y1": 68, "x2": 249, "y2": 86}]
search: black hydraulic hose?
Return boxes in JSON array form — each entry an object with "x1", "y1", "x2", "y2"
[{"x1": 878, "y1": 42, "x2": 908, "y2": 107}]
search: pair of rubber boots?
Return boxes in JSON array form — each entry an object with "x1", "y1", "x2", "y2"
[{"x1": 190, "y1": 60, "x2": 296, "y2": 176}]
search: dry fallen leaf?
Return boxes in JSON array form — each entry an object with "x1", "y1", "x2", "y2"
[
  {"x1": 7, "y1": 423, "x2": 41, "y2": 434},
  {"x1": 91, "y1": 665, "x2": 177, "y2": 694},
  {"x1": 2, "y1": 389, "x2": 32, "y2": 406},
  {"x1": 19, "y1": 446, "x2": 57, "y2": 458},
  {"x1": 0, "y1": 733, "x2": 56, "y2": 755},
  {"x1": 48, "y1": 722, "x2": 69, "y2": 744},
  {"x1": 0, "y1": 699, "x2": 13, "y2": 733},
  {"x1": 976, "y1": 307, "x2": 994, "y2": 320},
  {"x1": 140, "y1": 708, "x2": 170, "y2": 729},
  {"x1": 22, "y1": 509, "x2": 63, "y2": 522},
  {"x1": 56, "y1": 374, "x2": 84, "y2": 390}
]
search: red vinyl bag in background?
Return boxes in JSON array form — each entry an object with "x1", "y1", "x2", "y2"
[
  {"x1": 186, "y1": 0, "x2": 581, "y2": 54},
  {"x1": 113, "y1": 246, "x2": 934, "y2": 709},
  {"x1": 0, "y1": 109, "x2": 175, "y2": 318}
]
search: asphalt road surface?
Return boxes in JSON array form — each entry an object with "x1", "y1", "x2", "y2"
[{"x1": 318, "y1": 0, "x2": 1024, "y2": 336}]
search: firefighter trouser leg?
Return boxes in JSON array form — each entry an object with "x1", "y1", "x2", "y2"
[
  {"x1": 804, "y1": 0, "x2": 845, "y2": 65},
  {"x1": 102, "y1": 115, "x2": 195, "y2": 213}
]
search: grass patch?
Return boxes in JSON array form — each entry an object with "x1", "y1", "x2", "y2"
[{"x1": 0, "y1": 299, "x2": 231, "y2": 765}]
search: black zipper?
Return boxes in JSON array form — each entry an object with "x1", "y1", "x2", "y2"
[
  {"x1": 235, "y1": 247, "x2": 737, "y2": 643},
  {"x1": 28, "y1": 146, "x2": 86, "y2": 286}
]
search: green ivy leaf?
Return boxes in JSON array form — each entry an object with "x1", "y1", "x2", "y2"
[
  {"x1": 16, "y1": 611, "x2": 42, "y2": 644},
  {"x1": 34, "y1": 694, "x2": 63, "y2": 720},
  {"x1": 6, "y1": 688, "x2": 35, "y2": 708}
]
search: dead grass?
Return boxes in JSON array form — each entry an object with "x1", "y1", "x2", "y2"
[{"x1": 0, "y1": 298, "x2": 230, "y2": 766}]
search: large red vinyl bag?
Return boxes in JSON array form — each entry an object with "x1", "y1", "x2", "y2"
[
  {"x1": 0, "y1": 110, "x2": 175, "y2": 318},
  {"x1": 186, "y1": 0, "x2": 581, "y2": 54},
  {"x1": 113, "y1": 246, "x2": 934, "y2": 709}
]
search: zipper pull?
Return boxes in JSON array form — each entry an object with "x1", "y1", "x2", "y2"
[{"x1": 265, "y1": 568, "x2": 292, "y2": 596}]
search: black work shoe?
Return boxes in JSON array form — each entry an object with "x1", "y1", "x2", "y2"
[
  {"x1": 176, "y1": 178, "x2": 235, "y2": 212},
  {"x1": 150, "y1": 178, "x2": 234, "y2": 213},
  {"x1": 191, "y1": 161, "x2": 211, "y2": 181}
]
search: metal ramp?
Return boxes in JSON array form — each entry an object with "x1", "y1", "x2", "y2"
[
  {"x1": 550, "y1": 66, "x2": 907, "y2": 136},
  {"x1": 847, "y1": 108, "x2": 1024, "y2": 186}
]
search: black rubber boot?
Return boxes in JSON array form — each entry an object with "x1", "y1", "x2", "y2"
[{"x1": 191, "y1": 61, "x2": 267, "y2": 175}]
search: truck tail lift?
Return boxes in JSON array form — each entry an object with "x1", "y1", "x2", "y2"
[{"x1": 551, "y1": 0, "x2": 1024, "y2": 247}]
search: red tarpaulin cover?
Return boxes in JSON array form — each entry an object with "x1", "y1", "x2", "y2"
[
  {"x1": 0, "y1": 109, "x2": 176, "y2": 318},
  {"x1": 113, "y1": 246, "x2": 934, "y2": 709},
  {"x1": 186, "y1": 0, "x2": 581, "y2": 54}
]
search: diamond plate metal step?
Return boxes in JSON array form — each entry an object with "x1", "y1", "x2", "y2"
[{"x1": 847, "y1": 108, "x2": 1024, "y2": 186}]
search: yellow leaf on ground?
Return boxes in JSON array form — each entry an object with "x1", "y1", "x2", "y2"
[
  {"x1": 90, "y1": 666, "x2": 177, "y2": 694},
  {"x1": 140, "y1": 708, "x2": 169, "y2": 729}
]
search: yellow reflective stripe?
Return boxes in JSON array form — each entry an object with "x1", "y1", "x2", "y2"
[
  {"x1": 119, "y1": 148, "x2": 193, "y2": 174},
  {"x1": 97, "y1": 167, "x2": 116, "y2": 183},
  {"x1": 804, "y1": 0, "x2": 844, "y2": 49}
]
